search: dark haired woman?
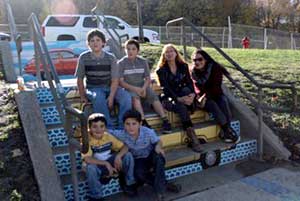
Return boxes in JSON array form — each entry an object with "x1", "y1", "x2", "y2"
[
  {"x1": 156, "y1": 44, "x2": 202, "y2": 152},
  {"x1": 191, "y1": 49, "x2": 240, "y2": 143}
]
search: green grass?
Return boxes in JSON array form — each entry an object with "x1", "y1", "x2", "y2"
[
  {"x1": 140, "y1": 44, "x2": 300, "y2": 136},
  {"x1": 141, "y1": 44, "x2": 300, "y2": 84}
]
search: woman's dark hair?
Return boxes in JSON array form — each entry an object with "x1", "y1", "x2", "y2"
[
  {"x1": 123, "y1": 109, "x2": 142, "y2": 123},
  {"x1": 125, "y1": 39, "x2": 140, "y2": 51},
  {"x1": 88, "y1": 113, "x2": 107, "y2": 128},
  {"x1": 192, "y1": 49, "x2": 229, "y2": 76}
]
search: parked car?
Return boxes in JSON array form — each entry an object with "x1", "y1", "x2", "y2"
[
  {"x1": 24, "y1": 48, "x2": 79, "y2": 76},
  {"x1": 0, "y1": 32, "x2": 11, "y2": 41},
  {"x1": 42, "y1": 14, "x2": 160, "y2": 43}
]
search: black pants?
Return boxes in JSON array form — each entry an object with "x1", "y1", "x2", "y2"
[
  {"x1": 204, "y1": 95, "x2": 232, "y2": 126},
  {"x1": 134, "y1": 151, "x2": 166, "y2": 194}
]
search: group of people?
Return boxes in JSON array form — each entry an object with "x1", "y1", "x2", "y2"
[{"x1": 76, "y1": 29, "x2": 240, "y2": 201}]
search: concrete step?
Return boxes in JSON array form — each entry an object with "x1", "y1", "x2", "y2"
[{"x1": 59, "y1": 138, "x2": 257, "y2": 200}]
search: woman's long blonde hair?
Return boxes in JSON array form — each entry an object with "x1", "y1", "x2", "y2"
[{"x1": 157, "y1": 44, "x2": 186, "y2": 68}]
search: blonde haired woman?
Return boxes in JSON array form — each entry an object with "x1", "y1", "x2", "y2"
[{"x1": 156, "y1": 44, "x2": 202, "y2": 152}]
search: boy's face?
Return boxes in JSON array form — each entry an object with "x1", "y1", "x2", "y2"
[
  {"x1": 88, "y1": 36, "x2": 105, "y2": 53},
  {"x1": 125, "y1": 44, "x2": 139, "y2": 60},
  {"x1": 90, "y1": 121, "x2": 106, "y2": 139},
  {"x1": 124, "y1": 118, "x2": 141, "y2": 137}
]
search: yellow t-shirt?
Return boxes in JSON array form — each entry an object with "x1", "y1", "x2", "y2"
[{"x1": 82, "y1": 131, "x2": 123, "y2": 161}]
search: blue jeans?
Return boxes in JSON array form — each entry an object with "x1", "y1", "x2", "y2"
[
  {"x1": 86, "y1": 87, "x2": 132, "y2": 128},
  {"x1": 86, "y1": 152, "x2": 135, "y2": 199}
]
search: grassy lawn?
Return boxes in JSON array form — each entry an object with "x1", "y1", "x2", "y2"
[
  {"x1": 141, "y1": 44, "x2": 300, "y2": 84},
  {"x1": 141, "y1": 44, "x2": 300, "y2": 137}
]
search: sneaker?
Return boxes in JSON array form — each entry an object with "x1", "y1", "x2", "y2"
[
  {"x1": 162, "y1": 120, "x2": 172, "y2": 134},
  {"x1": 142, "y1": 119, "x2": 152, "y2": 128},
  {"x1": 156, "y1": 193, "x2": 165, "y2": 201},
  {"x1": 122, "y1": 184, "x2": 137, "y2": 196},
  {"x1": 223, "y1": 127, "x2": 240, "y2": 143},
  {"x1": 88, "y1": 197, "x2": 105, "y2": 201},
  {"x1": 166, "y1": 182, "x2": 181, "y2": 193}
]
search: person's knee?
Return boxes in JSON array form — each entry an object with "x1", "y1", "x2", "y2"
[
  {"x1": 122, "y1": 152, "x2": 134, "y2": 166},
  {"x1": 117, "y1": 90, "x2": 131, "y2": 105},
  {"x1": 86, "y1": 164, "x2": 101, "y2": 177}
]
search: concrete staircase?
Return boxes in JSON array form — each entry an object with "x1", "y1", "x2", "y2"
[{"x1": 16, "y1": 79, "x2": 257, "y2": 201}]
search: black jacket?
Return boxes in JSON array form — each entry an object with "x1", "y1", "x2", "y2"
[{"x1": 156, "y1": 63, "x2": 194, "y2": 102}]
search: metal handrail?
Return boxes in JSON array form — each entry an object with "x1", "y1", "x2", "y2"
[
  {"x1": 166, "y1": 17, "x2": 298, "y2": 160},
  {"x1": 4, "y1": 0, "x2": 22, "y2": 76},
  {"x1": 91, "y1": 4, "x2": 128, "y2": 58},
  {"x1": 166, "y1": 17, "x2": 297, "y2": 113},
  {"x1": 28, "y1": 13, "x2": 89, "y2": 201}
]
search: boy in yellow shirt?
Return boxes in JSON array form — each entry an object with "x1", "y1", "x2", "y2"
[{"x1": 83, "y1": 113, "x2": 136, "y2": 201}]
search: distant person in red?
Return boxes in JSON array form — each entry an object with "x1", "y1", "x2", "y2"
[{"x1": 241, "y1": 36, "x2": 250, "y2": 49}]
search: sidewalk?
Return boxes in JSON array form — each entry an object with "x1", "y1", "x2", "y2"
[{"x1": 175, "y1": 167, "x2": 300, "y2": 201}]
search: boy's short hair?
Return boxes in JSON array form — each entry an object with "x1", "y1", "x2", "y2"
[
  {"x1": 123, "y1": 109, "x2": 142, "y2": 123},
  {"x1": 88, "y1": 113, "x2": 107, "y2": 128},
  {"x1": 87, "y1": 29, "x2": 106, "y2": 43},
  {"x1": 125, "y1": 39, "x2": 140, "y2": 51}
]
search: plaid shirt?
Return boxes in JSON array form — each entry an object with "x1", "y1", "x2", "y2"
[{"x1": 109, "y1": 126, "x2": 160, "y2": 159}]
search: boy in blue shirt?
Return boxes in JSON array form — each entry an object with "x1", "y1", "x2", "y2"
[{"x1": 110, "y1": 109, "x2": 180, "y2": 201}]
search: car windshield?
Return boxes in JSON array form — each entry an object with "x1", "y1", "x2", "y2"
[{"x1": 50, "y1": 51, "x2": 74, "y2": 59}]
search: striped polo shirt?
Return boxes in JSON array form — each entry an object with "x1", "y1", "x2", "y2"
[
  {"x1": 75, "y1": 50, "x2": 118, "y2": 88},
  {"x1": 118, "y1": 56, "x2": 150, "y2": 87}
]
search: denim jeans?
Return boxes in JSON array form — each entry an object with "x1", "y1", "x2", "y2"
[
  {"x1": 204, "y1": 95, "x2": 232, "y2": 126},
  {"x1": 86, "y1": 152, "x2": 135, "y2": 199},
  {"x1": 134, "y1": 151, "x2": 166, "y2": 194},
  {"x1": 86, "y1": 87, "x2": 132, "y2": 128}
]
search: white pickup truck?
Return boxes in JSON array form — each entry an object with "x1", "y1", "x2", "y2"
[{"x1": 41, "y1": 14, "x2": 160, "y2": 43}]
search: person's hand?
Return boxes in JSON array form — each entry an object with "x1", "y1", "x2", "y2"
[
  {"x1": 107, "y1": 95, "x2": 114, "y2": 110},
  {"x1": 114, "y1": 155, "x2": 123, "y2": 171},
  {"x1": 140, "y1": 87, "x2": 146, "y2": 98},
  {"x1": 135, "y1": 87, "x2": 143, "y2": 96},
  {"x1": 105, "y1": 162, "x2": 117, "y2": 177},
  {"x1": 197, "y1": 94, "x2": 207, "y2": 108},
  {"x1": 177, "y1": 96, "x2": 184, "y2": 103},
  {"x1": 185, "y1": 93, "x2": 195, "y2": 105},
  {"x1": 80, "y1": 96, "x2": 88, "y2": 104},
  {"x1": 155, "y1": 146, "x2": 165, "y2": 158},
  {"x1": 180, "y1": 95, "x2": 193, "y2": 105}
]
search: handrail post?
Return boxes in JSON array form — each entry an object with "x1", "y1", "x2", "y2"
[
  {"x1": 5, "y1": 0, "x2": 22, "y2": 76},
  {"x1": 28, "y1": 19, "x2": 42, "y2": 87},
  {"x1": 65, "y1": 112, "x2": 79, "y2": 201},
  {"x1": 257, "y1": 87, "x2": 264, "y2": 160},
  {"x1": 181, "y1": 21, "x2": 187, "y2": 61},
  {"x1": 291, "y1": 85, "x2": 298, "y2": 112}
]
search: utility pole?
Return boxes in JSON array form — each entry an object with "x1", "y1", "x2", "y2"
[{"x1": 136, "y1": 0, "x2": 144, "y2": 42}]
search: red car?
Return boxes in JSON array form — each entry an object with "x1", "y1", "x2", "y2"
[{"x1": 24, "y1": 48, "x2": 79, "y2": 76}]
